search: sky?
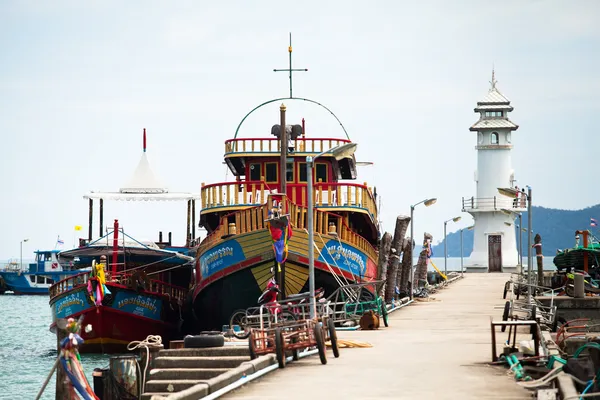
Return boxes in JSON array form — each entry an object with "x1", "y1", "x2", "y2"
[{"x1": 1, "y1": 0, "x2": 599, "y2": 259}]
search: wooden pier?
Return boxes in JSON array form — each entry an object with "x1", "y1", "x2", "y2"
[{"x1": 222, "y1": 273, "x2": 531, "y2": 399}]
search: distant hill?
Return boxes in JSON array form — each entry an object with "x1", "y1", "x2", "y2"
[{"x1": 431, "y1": 204, "x2": 600, "y2": 258}]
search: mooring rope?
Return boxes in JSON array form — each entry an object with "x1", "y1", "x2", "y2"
[{"x1": 127, "y1": 335, "x2": 163, "y2": 394}]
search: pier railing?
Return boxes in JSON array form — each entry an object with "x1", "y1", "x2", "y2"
[
  {"x1": 201, "y1": 180, "x2": 377, "y2": 222},
  {"x1": 224, "y1": 137, "x2": 352, "y2": 155},
  {"x1": 461, "y1": 196, "x2": 527, "y2": 212},
  {"x1": 198, "y1": 195, "x2": 378, "y2": 262},
  {"x1": 49, "y1": 270, "x2": 188, "y2": 303}
]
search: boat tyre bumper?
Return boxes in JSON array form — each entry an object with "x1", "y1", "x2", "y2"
[{"x1": 184, "y1": 333, "x2": 225, "y2": 348}]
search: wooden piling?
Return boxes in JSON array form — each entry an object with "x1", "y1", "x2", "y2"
[
  {"x1": 376, "y1": 232, "x2": 392, "y2": 296},
  {"x1": 414, "y1": 233, "x2": 433, "y2": 289},
  {"x1": 385, "y1": 216, "x2": 410, "y2": 301},
  {"x1": 397, "y1": 237, "x2": 413, "y2": 295}
]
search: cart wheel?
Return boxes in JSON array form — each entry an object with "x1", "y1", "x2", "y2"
[
  {"x1": 503, "y1": 281, "x2": 510, "y2": 299},
  {"x1": 249, "y1": 335, "x2": 257, "y2": 360},
  {"x1": 275, "y1": 328, "x2": 286, "y2": 368},
  {"x1": 230, "y1": 310, "x2": 251, "y2": 339},
  {"x1": 501, "y1": 301, "x2": 510, "y2": 332},
  {"x1": 291, "y1": 336, "x2": 300, "y2": 361},
  {"x1": 530, "y1": 305, "x2": 537, "y2": 335},
  {"x1": 380, "y1": 302, "x2": 389, "y2": 328},
  {"x1": 327, "y1": 318, "x2": 340, "y2": 358},
  {"x1": 313, "y1": 324, "x2": 327, "y2": 365}
]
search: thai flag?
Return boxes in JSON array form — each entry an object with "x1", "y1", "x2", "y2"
[
  {"x1": 57, "y1": 237, "x2": 64, "y2": 245},
  {"x1": 591, "y1": 218, "x2": 598, "y2": 227}
]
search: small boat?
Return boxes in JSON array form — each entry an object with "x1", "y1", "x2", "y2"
[
  {"x1": 192, "y1": 42, "x2": 380, "y2": 331},
  {"x1": 49, "y1": 221, "x2": 194, "y2": 353},
  {"x1": 0, "y1": 250, "x2": 86, "y2": 295},
  {"x1": 553, "y1": 229, "x2": 600, "y2": 274}
]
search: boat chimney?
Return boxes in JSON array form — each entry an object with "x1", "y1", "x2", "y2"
[
  {"x1": 143, "y1": 128, "x2": 147, "y2": 153},
  {"x1": 279, "y1": 103, "x2": 287, "y2": 194},
  {"x1": 159, "y1": 231, "x2": 163, "y2": 243},
  {"x1": 168, "y1": 232, "x2": 172, "y2": 245}
]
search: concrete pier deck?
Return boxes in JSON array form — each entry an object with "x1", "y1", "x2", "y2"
[{"x1": 223, "y1": 273, "x2": 532, "y2": 400}]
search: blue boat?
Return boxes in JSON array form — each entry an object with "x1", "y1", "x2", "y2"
[{"x1": 0, "y1": 250, "x2": 87, "y2": 295}]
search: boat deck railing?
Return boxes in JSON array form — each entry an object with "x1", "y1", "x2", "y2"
[
  {"x1": 224, "y1": 137, "x2": 352, "y2": 155},
  {"x1": 49, "y1": 270, "x2": 188, "y2": 303},
  {"x1": 201, "y1": 180, "x2": 377, "y2": 222},
  {"x1": 198, "y1": 195, "x2": 378, "y2": 262},
  {"x1": 462, "y1": 196, "x2": 527, "y2": 212}
]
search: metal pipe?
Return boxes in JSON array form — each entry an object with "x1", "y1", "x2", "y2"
[
  {"x1": 527, "y1": 186, "x2": 532, "y2": 304},
  {"x1": 279, "y1": 103, "x2": 287, "y2": 195},
  {"x1": 307, "y1": 156, "x2": 316, "y2": 319},
  {"x1": 88, "y1": 198, "x2": 93, "y2": 242},
  {"x1": 519, "y1": 213, "x2": 523, "y2": 269},
  {"x1": 99, "y1": 198, "x2": 104, "y2": 238},
  {"x1": 444, "y1": 221, "x2": 448, "y2": 276},
  {"x1": 460, "y1": 228, "x2": 464, "y2": 277},
  {"x1": 410, "y1": 205, "x2": 414, "y2": 300}
]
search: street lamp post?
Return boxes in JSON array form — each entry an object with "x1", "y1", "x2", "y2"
[
  {"x1": 20, "y1": 238, "x2": 29, "y2": 271},
  {"x1": 460, "y1": 226, "x2": 474, "y2": 277},
  {"x1": 444, "y1": 216, "x2": 462, "y2": 276},
  {"x1": 409, "y1": 198, "x2": 437, "y2": 299},
  {"x1": 307, "y1": 143, "x2": 358, "y2": 319},
  {"x1": 499, "y1": 186, "x2": 533, "y2": 300}
]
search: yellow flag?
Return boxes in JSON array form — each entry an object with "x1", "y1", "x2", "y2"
[{"x1": 74, "y1": 225, "x2": 82, "y2": 231}]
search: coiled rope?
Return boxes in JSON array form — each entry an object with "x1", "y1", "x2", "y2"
[{"x1": 127, "y1": 335, "x2": 163, "y2": 394}]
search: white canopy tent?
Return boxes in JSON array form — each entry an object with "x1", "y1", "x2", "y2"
[{"x1": 82, "y1": 129, "x2": 200, "y2": 246}]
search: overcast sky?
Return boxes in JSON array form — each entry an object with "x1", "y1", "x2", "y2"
[{"x1": 1, "y1": 1, "x2": 598, "y2": 259}]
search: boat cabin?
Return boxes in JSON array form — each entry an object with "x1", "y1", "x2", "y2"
[
  {"x1": 28, "y1": 250, "x2": 72, "y2": 274},
  {"x1": 199, "y1": 123, "x2": 379, "y2": 245}
]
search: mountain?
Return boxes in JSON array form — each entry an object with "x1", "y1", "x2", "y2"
[{"x1": 431, "y1": 204, "x2": 600, "y2": 258}]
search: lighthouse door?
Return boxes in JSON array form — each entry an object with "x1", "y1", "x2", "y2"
[{"x1": 488, "y1": 235, "x2": 502, "y2": 272}]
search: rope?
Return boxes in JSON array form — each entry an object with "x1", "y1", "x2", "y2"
[
  {"x1": 326, "y1": 339, "x2": 372, "y2": 348},
  {"x1": 127, "y1": 335, "x2": 163, "y2": 394}
]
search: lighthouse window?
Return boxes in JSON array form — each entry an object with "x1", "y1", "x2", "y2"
[
  {"x1": 485, "y1": 111, "x2": 503, "y2": 117},
  {"x1": 491, "y1": 132, "x2": 499, "y2": 145}
]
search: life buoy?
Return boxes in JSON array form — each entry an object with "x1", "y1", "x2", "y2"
[{"x1": 52, "y1": 263, "x2": 58, "y2": 269}]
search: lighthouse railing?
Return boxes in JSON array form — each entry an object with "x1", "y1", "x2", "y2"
[{"x1": 462, "y1": 196, "x2": 525, "y2": 212}]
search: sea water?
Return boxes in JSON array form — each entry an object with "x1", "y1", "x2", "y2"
[{"x1": 0, "y1": 295, "x2": 111, "y2": 399}]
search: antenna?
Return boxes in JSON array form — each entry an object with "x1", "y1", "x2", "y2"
[{"x1": 273, "y1": 33, "x2": 308, "y2": 98}]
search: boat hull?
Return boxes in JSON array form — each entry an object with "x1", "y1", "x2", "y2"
[
  {"x1": 0, "y1": 271, "x2": 79, "y2": 295},
  {"x1": 192, "y1": 228, "x2": 377, "y2": 331},
  {"x1": 50, "y1": 283, "x2": 182, "y2": 353}
]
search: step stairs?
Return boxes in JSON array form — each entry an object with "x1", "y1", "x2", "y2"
[{"x1": 141, "y1": 346, "x2": 275, "y2": 400}]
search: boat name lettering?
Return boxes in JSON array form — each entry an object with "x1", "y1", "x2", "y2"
[
  {"x1": 57, "y1": 293, "x2": 85, "y2": 314},
  {"x1": 117, "y1": 295, "x2": 158, "y2": 314},
  {"x1": 204, "y1": 247, "x2": 234, "y2": 264},
  {"x1": 326, "y1": 244, "x2": 366, "y2": 273}
]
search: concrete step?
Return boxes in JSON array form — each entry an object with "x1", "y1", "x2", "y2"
[
  {"x1": 155, "y1": 356, "x2": 249, "y2": 369},
  {"x1": 145, "y1": 379, "x2": 207, "y2": 393},
  {"x1": 158, "y1": 346, "x2": 249, "y2": 358},
  {"x1": 149, "y1": 367, "x2": 230, "y2": 380}
]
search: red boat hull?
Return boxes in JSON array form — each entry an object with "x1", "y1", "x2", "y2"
[{"x1": 50, "y1": 284, "x2": 182, "y2": 353}]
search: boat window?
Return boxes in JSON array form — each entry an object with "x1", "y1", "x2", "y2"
[
  {"x1": 298, "y1": 162, "x2": 307, "y2": 182},
  {"x1": 265, "y1": 162, "x2": 278, "y2": 183},
  {"x1": 286, "y1": 161, "x2": 294, "y2": 182},
  {"x1": 249, "y1": 163, "x2": 261, "y2": 181},
  {"x1": 491, "y1": 132, "x2": 499, "y2": 145},
  {"x1": 316, "y1": 163, "x2": 328, "y2": 182},
  {"x1": 30, "y1": 276, "x2": 36, "y2": 283},
  {"x1": 36, "y1": 276, "x2": 45, "y2": 284},
  {"x1": 47, "y1": 278, "x2": 54, "y2": 284}
]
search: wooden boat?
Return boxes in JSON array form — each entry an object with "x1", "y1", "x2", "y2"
[
  {"x1": 48, "y1": 129, "x2": 200, "y2": 352},
  {"x1": 192, "y1": 45, "x2": 381, "y2": 331},
  {"x1": 48, "y1": 221, "x2": 194, "y2": 353}
]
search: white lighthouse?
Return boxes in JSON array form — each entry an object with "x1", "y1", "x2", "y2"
[{"x1": 463, "y1": 72, "x2": 524, "y2": 273}]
